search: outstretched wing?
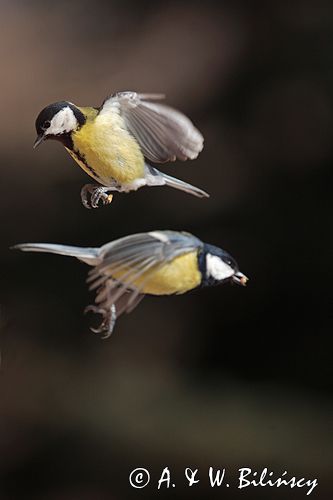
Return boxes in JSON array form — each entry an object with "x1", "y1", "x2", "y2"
[
  {"x1": 98, "y1": 91, "x2": 204, "y2": 163},
  {"x1": 87, "y1": 231, "x2": 202, "y2": 318}
]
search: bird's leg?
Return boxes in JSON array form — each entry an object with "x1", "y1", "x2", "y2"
[
  {"x1": 84, "y1": 304, "x2": 117, "y2": 339},
  {"x1": 80, "y1": 183, "x2": 118, "y2": 209}
]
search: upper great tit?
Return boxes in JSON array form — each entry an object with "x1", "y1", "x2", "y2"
[
  {"x1": 14, "y1": 230, "x2": 248, "y2": 337},
  {"x1": 34, "y1": 92, "x2": 209, "y2": 208}
]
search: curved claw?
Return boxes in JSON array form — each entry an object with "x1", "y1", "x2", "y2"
[
  {"x1": 84, "y1": 304, "x2": 107, "y2": 335},
  {"x1": 91, "y1": 189, "x2": 113, "y2": 208},
  {"x1": 84, "y1": 304, "x2": 117, "y2": 339},
  {"x1": 84, "y1": 305, "x2": 105, "y2": 316},
  {"x1": 80, "y1": 184, "x2": 114, "y2": 209},
  {"x1": 90, "y1": 324, "x2": 107, "y2": 334}
]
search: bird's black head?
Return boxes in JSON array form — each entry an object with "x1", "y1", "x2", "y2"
[
  {"x1": 34, "y1": 101, "x2": 86, "y2": 149},
  {"x1": 199, "y1": 243, "x2": 248, "y2": 287}
]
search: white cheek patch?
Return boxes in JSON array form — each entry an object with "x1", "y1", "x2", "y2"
[
  {"x1": 206, "y1": 253, "x2": 234, "y2": 281},
  {"x1": 46, "y1": 107, "x2": 78, "y2": 135}
]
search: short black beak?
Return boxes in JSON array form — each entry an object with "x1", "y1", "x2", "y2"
[
  {"x1": 232, "y1": 271, "x2": 248, "y2": 286},
  {"x1": 33, "y1": 134, "x2": 45, "y2": 149}
]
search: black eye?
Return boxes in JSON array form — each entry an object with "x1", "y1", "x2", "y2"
[{"x1": 43, "y1": 120, "x2": 51, "y2": 129}]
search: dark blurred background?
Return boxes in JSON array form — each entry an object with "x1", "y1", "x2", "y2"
[{"x1": 0, "y1": 0, "x2": 332, "y2": 498}]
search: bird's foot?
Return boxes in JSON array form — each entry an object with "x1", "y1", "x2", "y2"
[
  {"x1": 84, "y1": 304, "x2": 117, "y2": 339},
  {"x1": 80, "y1": 184, "x2": 114, "y2": 209}
]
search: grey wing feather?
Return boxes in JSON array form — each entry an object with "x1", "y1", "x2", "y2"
[
  {"x1": 87, "y1": 231, "x2": 202, "y2": 318},
  {"x1": 98, "y1": 231, "x2": 202, "y2": 269},
  {"x1": 13, "y1": 243, "x2": 101, "y2": 265},
  {"x1": 99, "y1": 91, "x2": 204, "y2": 163}
]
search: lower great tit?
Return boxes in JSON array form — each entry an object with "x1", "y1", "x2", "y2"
[
  {"x1": 34, "y1": 92, "x2": 209, "y2": 208},
  {"x1": 14, "y1": 231, "x2": 248, "y2": 337}
]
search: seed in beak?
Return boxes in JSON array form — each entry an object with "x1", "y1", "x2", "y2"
[{"x1": 233, "y1": 272, "x2": 248, "y2": 286}]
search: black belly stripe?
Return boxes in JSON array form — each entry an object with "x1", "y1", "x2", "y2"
[
  {"x1": 57, "y1": 133, "x2": 101, "y2": 181},
  {"x1": 73, "y1": 149, "x2": 98, "y2": 177},
  {"x1": 79, "y1": 156, "x2": 99, "y2": 178},
  {"x1": 71, "y1": 149, "x2": 100, "y2": 181}
]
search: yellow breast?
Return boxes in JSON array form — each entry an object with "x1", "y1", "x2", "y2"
[
  {"x1": 109, "y1": 252, "x2": 202, "y2": 296},
  {"x1": 70, "y1": 107, "x2": 145, "y2": 185}
]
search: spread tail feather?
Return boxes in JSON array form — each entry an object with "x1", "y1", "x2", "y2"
[
  {"x1": 147, "y1": 166, "x2": 209, "y2": 198},
  {"x1": 12, "y1": 243, "x2": 101, "y2": 266}
]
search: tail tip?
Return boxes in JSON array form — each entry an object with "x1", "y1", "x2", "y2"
[{"x1": 200, "y1": 190, "x2": 210, "y2": 198}]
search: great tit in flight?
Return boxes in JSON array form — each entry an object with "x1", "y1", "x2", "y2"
[
  {"x1": 14, "y1": 230, "x2": 247, "y2": 337},
  {"x1": 34, "y1": 92, "x2": 209, "y2": 208}
]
